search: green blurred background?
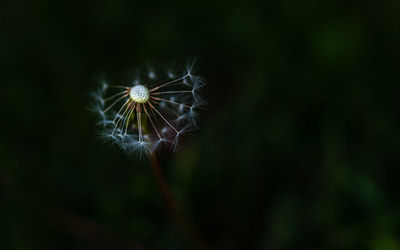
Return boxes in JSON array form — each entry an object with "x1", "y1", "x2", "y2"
[{"x1": 1, "y1": 0, "x2": 400, "y2": 249}]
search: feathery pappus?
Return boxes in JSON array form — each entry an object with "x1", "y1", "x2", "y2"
[{"x1": 91, "y1": 61, "x2": 206, "y2": 157}]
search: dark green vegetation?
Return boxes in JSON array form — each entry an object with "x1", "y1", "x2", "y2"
[{"x1": 1, "y1": 0, "x2": 400, "y2": 249}]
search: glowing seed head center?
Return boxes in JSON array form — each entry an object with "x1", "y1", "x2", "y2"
[{"x1": 130, "y1": 85, "x2": 150, "y2": 103}]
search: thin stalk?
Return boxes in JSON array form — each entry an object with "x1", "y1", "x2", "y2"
[{"x1": 149, "y1": 154, "x2": 211, "y2": 250}]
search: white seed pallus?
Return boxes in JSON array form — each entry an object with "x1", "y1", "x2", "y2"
[{"x1": 92, "y1": 61, "x2": 205, "y2": 157}]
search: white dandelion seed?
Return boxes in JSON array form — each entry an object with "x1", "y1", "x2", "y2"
[{"x1": 92, "y1": 61, "x2": 206, "y2": 157}]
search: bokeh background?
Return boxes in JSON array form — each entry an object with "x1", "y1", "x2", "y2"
[{"x1": 1, "y1": 0, "x2": 400, "y2": 249}]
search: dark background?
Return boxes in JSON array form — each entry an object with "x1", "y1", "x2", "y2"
[{"x1": 1, "y1": 0, "x2": 400, "y2": 249}]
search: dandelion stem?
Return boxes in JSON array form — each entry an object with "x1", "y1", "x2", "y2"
[{"x1": 149, "y1": 154, "x2": 211, "y2": 250}]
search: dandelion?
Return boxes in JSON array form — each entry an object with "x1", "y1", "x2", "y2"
[
  {"x1": 92, "y1": 60, "x2": 206, "y2": 157},
  {"x1": 90, "y1": 61, "x2": 210, "y2": 250}
]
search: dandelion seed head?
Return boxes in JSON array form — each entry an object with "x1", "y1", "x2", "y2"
[{"x1": 91, "y1": 60, "x2": 206, "y2": 157}]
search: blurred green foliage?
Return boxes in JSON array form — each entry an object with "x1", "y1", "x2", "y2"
[{"x1": 1, "y1": 0, "x2": 400, "y2": 249}]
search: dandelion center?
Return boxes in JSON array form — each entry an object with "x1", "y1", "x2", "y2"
[{"x1": 130, "y1": 85, "x2": 149, "y2": 103}]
